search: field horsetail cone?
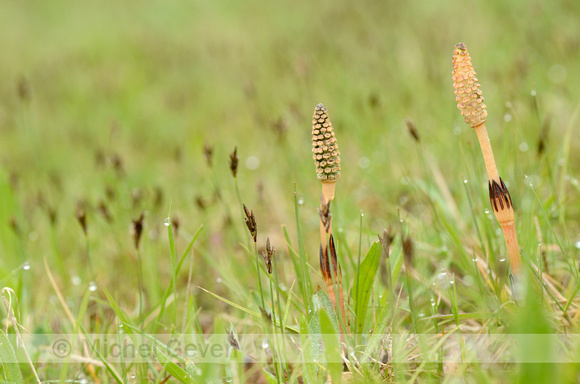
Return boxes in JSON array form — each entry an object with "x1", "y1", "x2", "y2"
[
  {"x1": 452, "y1": 43, "x2": 522, "y2": 277},
  {"x1": 312, "y1": 103, "x2": 346, "y2": 332},
  {"x1": 312, "y1": 103, "x2": 341, "y2": 203}
]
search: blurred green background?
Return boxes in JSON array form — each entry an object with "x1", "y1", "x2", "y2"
[{"x1": 0, "y1": 1, "x2": 579, "y2": 379}]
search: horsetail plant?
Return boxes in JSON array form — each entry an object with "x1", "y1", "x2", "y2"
[
  {"x1": 452, "y1": 42, "x2": 522, "y2": 277},
  {"x1": 311, "y1": 103, "x2": 346, "y2": 331}
]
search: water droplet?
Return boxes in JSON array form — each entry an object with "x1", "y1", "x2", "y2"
[
  {"x1": 453, "y1": 126, "x2": 462, "y2": 135},
  {"x1": 575, "y1": 241, "x2": 580, "y2": 250},
  {"x1": 164, "y1": 217, "x2": 170, "y2": 226},
  {"x1": 463, "y1": 178, "x2": 468, "y2": 184},
  {"x1": 358, "y1": 157, "x2": 370, "y2": 169},
  {"x1": 119, "y1": 323, "x2": 124, "y2": 328},
  {"x1": 130, "y1": 374, "x2": 136, "y2": 379},
  {"x1": 89, "y1": 281, "x2": 98, "y2": 292},
  {"x1": 505, "y1": 101, "x2": 512, "y2": 108},
  {"x1": 503, "y1": 114, "x2": 512, "y2": 122},
  {"x1": 439, "y1": 269, "x2": 447, "y2": 277},
  {"x1": 72, "y1": 276, "x2": 81, "y2": 286},
  {"x1": 531, "y1": 90, "x2": 537, "y2": 96},
  {"x1": 499, "y1": 257, "x2": 506, "y2": 262},
  {"x1": 22, "y1": 262, "x2": 30, "y2": 271},
  {"x1": 261, "y1": 338, "x2": 269, "y2": 349},
  {"x1": 298, "y1": 198, "x2": 304, "y2": 205},
  {"x1": 399, "y1": 219, "x2": 404, "y2": 223},
  {"x1": 418, "y1": 312, "x2": 425, "y2": 318},
  {"x1": 538, "y1": 242, "x2": 542, "y2": 247},
  {"x1": 216, "y1": 278, "x2": 222, "y2": 284},
  {"x1": 80, "y1": 379, "x2": 88, "y2": 384},
  {"x1": 472, "y1": 257, "x2": 478, "y2": 262},
  {"x1": 245, "y1": 156, "x2": 260, "y2": 170},
  {"x1": 338, "y1": 227, "x2": 344, "y2": 233},
  {"x1": 519, "y1": 142, "x2": 529, "y2": 152}
]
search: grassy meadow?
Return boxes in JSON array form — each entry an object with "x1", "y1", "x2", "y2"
[{"x1": 0, "y1": 0, "x2": 579, "y2": 382}]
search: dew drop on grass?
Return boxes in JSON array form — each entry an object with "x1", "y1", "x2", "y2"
[
  {"x1": 463, "y1": 178, "x2": 468, "y2": 184},
  {"x1": 261, "y1": 338, "x2": 269, "y2": 349},
  {"x1": 216, "y1": 278, "x2": 222, "y2": 284},
  {"x1": 89, "y1": 281, "x2": 97, "y2": 292},
  {"x1": 164, "y1": 217, "x2": 170, "y2": 226},
  {"x1": 575, "y1": 241, "x2": 580, "y2": 250},
  {"x1": 439, "y1": 269, "x2": 447, "y2": 278},
  {"x1": 519, "y1": 142, "x2": 529, "y2": 152},
  {"x1": 472, "y1": 257, "x2": 478, "y2": 262},
  {"x1": 499, "y1": 257, "x2": 506, "y2": 262},
  {"x1": 298, "y1": 198, "x2": 304, "y2": 205},
  {"x1": 503, "y1": 114, "x2": 512, "y2": 122},
  {"x1": 23, "y1": 262, "x2": 31, "y2": 271},
  {"x1": 531, "y1": 90, "x2": 537, "y2": 96},
  {"x1": 538, "y1": 242, "x2": 542, "y2": 247},
  {"x1": 72, "y1": 276, "x2": 81, "y2": 286}
]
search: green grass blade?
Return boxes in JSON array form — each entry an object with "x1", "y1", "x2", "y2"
[
  {"x1": 0, "y1": 331, "x2": 23, "y2": 384},
  {"x1": 154, "y1": 345, "x2": 198, "y2": 384},
  {"x1": 354, "y1": 241, "x2": 381, "y2": 334}
]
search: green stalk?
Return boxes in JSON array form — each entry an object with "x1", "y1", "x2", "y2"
[{"x1": 254, "y1": 242, "x2": 265, "y2": 310}]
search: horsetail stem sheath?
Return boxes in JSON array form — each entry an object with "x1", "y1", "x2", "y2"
[
  {"x1": 312, "y1": 103, "x2": 346, "y2": 330},
  {"x1": 452, "y1": 43, "x2": 522, "y2": 276}
]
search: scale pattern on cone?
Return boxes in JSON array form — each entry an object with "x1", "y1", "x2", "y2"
[
  {"x1": 312, "y1": 104, "x2": 341, "y2": 182},
  {"x1": 452, "y1": 43, "x2": 488, "y2": 128}
]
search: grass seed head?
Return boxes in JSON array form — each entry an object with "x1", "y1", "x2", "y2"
[
  {"x1": 405, "y1": 119, "x2": 420, "y2": 143},
  {"x1": 229, "y1": 147, "x2": 239, "y2": 178},
  {"x1": 402, "y1": 234, "x2": 414, "y2": 268},
  {"x1": 130, "y1": 212, "x2": 145, "y2": 250},
  {"x1": 379, "y1": 227, "x2": 395, "y2": 259},
  {"x1": 75, "y1": 206, "x2": 87, "y2": 235},
  {"x1": 312, "y1": 103, "x2": 341, "y2": 182},
  {"x1": 97, "y1": 200, "x2": 112, "y2": 223},
  {"x1": 262, "y1": 237, "x2": 273, "y2": 274},
  {"x1": 243, "y1": 204, "x2": 257, "y2": 242},
  {"x1": 452, "y1": 43, "x2": 488, "y2": 128},
  {"x1": 204, "y1": 141, "x2": 213, "y2": 167}
]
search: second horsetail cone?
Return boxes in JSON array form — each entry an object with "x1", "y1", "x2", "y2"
[
  {"x1": 452, "y1": 43, "x2": 488, "y2": 128},
  {"x1": 312, "y1": 104, "x2": 341, "y2": 182}
]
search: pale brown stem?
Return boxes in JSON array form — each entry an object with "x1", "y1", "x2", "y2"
[
  {"x1": 501, "y1": 222, "x2": 522, "y2": 276},
  {"x1": 473, "y1": 123, "x2": 521, "y2": 276},
  {"x1": 321, "y1": 181, "x2": 337, "y2": 204},
  {"x1": 473, "y1": 123, "x2": 500, "y2": 182},
  {"x1": 319, "y1": 181, "x2": 347, "y2": 334}
]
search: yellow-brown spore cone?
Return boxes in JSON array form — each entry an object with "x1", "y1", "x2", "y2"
[
  {"x1": 312, "y1": 104, "x2": 341, "y2": 182},
  {"x1": 452, "y1": 43, "x2": 488, "y2": 128}
]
